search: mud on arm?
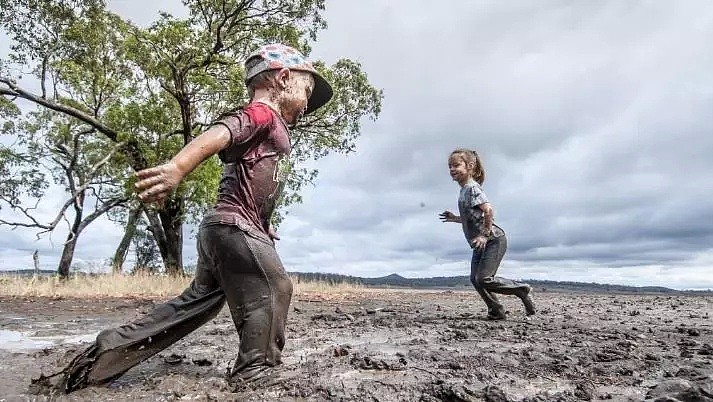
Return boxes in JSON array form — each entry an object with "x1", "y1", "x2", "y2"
[
  {"x1": 136, "y1": 125, "x2": 231, "y2": 203},
  {"x1": 479, "y1": 202, "x2": 494, "y2": 237}
]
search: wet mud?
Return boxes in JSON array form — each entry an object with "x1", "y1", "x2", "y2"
[{"x1": 0, "y1": 289, "x2": 711, "y2": 401}]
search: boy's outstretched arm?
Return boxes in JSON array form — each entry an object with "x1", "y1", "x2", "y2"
[{"x1": 135, "y1": 125, "x2": 231, "y2": 204}]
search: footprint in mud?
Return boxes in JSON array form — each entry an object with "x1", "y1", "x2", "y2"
[
  {"x1": 593, "y1": 347, "x2": 629, "y2": 362},
  {"x1": 164, "y1": 353, "x2": 185, "y2": 365},
  {"x1": 421, "y1": 383, "x2": 512, "y2": 402},
  {"x1": 349, "y1": 354, "x2": 407, "y2": 371},
  {"x1": 191, "y1": 358, "x2": 213, "y2": 366}
]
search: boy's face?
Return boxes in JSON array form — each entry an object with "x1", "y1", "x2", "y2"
[{"x1": 275, "y1": 69, "x2": 315, "y2": 125}]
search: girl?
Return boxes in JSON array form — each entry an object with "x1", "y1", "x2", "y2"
[{"x1": 440, "y1": 149, "x2": 535, "y2": 320}]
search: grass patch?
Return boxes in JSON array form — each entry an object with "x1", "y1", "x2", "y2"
[
  {"x1": 0, "y1": 273, "x2": 191, "y2": 298},
  {"x1": 0, "y1": 273, "x2": 364, "y2": 298}
]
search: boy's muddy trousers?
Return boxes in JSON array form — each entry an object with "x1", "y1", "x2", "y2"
[{"x1": 58, "y1": 223, "x2": 293, "y2": 393}]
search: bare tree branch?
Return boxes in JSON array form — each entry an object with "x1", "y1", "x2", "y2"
[
  {"x1": 1, "y1": 78, "x2": 148, "y2": 170},
  {"x1": 0, "y1": 198, "x2": 50, "y2": 231},
  {"x1": 0, "y1": 140, "x2": 126, "y2": 235},
  {"x1": 0, "y1": 78, "x2": 120, "y2": 140},
  {"x1": 77, "y1": 196, "x2": 127, "y2": 233}
]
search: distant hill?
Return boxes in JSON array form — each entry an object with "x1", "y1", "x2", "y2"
[
  {"x1": 3, "y1": 269, "x2": 710, "y2": 295},
  {"x1": 1, "y1": 269, "x2": 57, "y2": 276},
  {"x1": 290, "y1": 272, "x2": 711, "y2": 295}
]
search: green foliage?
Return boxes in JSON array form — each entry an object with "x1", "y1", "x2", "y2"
[{"x1": 0, "y1": 146, "x2": 47, "y2": 208}]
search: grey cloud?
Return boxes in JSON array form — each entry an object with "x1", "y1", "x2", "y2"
[
  {"x1": 277, "y1": 0, "x2": 713, "y2": 287},
  {"x1": 2, "y1": 1, "x2": 712, "y2": 289}
]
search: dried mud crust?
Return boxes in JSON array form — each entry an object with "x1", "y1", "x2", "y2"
[{"x1": 0, "y1": 290, "x2": 711, "y2": 401}]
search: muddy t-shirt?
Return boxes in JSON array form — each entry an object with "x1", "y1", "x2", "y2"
[
  {"x1": 458, "y1": 179, "x2": 505, "y2": 245},
  {"x1": 203, "y1": 102, "x2": 291, "y2": 238}
]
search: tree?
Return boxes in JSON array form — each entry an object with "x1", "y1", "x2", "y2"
[
  {"x1": 1, "y1": 0, "x2": 382, "y2": 275},
  {"x1": 110, "y1": 204, "x2": 141, "y2": 274},
  {"x1": 131, "y1": 216, "x2": 162, "y2": 275},
  {"x1": 0, "y1": 108, "x2": 129, "y2": 277}
]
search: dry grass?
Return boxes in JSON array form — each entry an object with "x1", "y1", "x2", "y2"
[
  {"x1": 0, "y1": 274, "x2": 192, "y2": 298},
  {"x1": 0, "y1": 273, "x2": 364, "y2": 298},
  {"x1": 291, "y1": 276, "x2": 364, "y2": 294}
]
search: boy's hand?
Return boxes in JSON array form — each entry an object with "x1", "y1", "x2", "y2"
[
  {"x1": 471, "y1": 235, "x2": 488, "y2": 250},
  {"x1": 135, "y1": 162, "x2": 183, "y2": 204},
  {"x1": 439, "y1": 210, "x2": 458, "y2": 223},
  {"x1": 268, "y1": 224, "x2": 280, "y2": 241}
]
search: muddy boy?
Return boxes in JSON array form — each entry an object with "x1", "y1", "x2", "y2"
[{"x1": 52, "y1": 44, "x2": 333, "y2": 393}]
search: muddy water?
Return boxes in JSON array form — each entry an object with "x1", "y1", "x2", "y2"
[
  {"x1": 0, "y1": 329, "x2": 98, "y2": 351},
  {"x1": 1, "y1": 290, "x2": 712, "y2": 401}
]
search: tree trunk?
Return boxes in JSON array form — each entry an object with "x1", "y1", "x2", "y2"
[
  {"x1": 111, "y1": 207, "x2": 141, "y2": 274},
  {"x1": 144, "y1": 197, "x2": 184, "y2": 276},
  {"x1": 33, "y1": 250, "x2": 40, "y2": 277},
  {"x1": 57, "y1": 231, "x2": 80, "y2": 279},
  {"x1": 159, "y1": 197, "x2": 184, "y2": 276},
  {"x1": 58, "y1": 191, "x2": 85, "y2": 279}
]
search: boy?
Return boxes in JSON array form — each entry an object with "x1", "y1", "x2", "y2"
[{"x1": 53, "y1": 43, "x2": 333, "y2": 393}]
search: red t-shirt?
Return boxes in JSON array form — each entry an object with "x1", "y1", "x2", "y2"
[{"x1": 204, "y1": 102, "x2": 291, "y2": 237}]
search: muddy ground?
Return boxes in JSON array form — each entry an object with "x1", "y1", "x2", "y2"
[{"x1": 0, "y1": 289, "x2": 712, "y2": 401}]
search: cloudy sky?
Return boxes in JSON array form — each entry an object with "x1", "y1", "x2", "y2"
[{"x1": 2, "y1": 1, "x2": 713, "y2": 289}]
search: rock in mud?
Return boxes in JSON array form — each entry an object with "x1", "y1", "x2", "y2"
[
  {"x1": 332, "y1": 345, "x2": 350, "y2": 357},
  {"x1": 420, "y1": 382, "x2": 482, "y2": 402},
  {"x1": 522, "y1": 391, "x2": 577, "y2": 402},
  {"x1": 310, "y1": 313, "x2": 339, "y2": 321},
  {"x1": 28, "y1": 372, "x2": 63, "y2": 397},
  {"x1": 699, "y1": 344, "x2": 713, "y2": 356},
  {"x1": 675, "y1": 367, "x2": 707, "y2": 381},
  {"x1": 438, "y1": 361, "x2": 464, "y2": 370},
  {"x1": 646, "y1": 379, "x2": 697, "y2": 400},
  {"x1": 164, "y1": 353, "x2": 185, "y2": 365},
  {"x1": 191, "y1": 358, "x2": 212, "y2": 366},
  {"x1": 681, "y1": 349, "x2": 696, "y2": 358},
  {"x1": 482, "y1": 385, "x2": 512, "y2": 402},
  {"x1": 679, "y1": 339, "x2": 700, "y2": 347},
  {"x1": 350, "y1": 354, "x2": 407, "y2": 371},
  {"x1": 572, "y1": 380, "x2": 596, "y2": 400},
  {"x1": 594, "y1": 347, "x2": 628, "y2": 362}
]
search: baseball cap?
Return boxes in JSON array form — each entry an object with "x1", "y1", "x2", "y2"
[{"x1": 244, "y1": 43, "x2": 333, "y2": 115}]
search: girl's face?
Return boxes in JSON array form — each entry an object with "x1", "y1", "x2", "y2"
[{"x1": 448, "y1": 154, "x2": 472, "y2": 185}]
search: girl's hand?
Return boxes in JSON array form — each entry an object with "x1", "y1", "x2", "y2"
[
  {"x1": 135, "y1": 162, "x2": 183, "y2": 204},
  {"x1": 471, "y1": 235, "x2": 488, "y2": 250},
  {"x1": 439, "y1": 210, "x2": 458, "y2": 223}
]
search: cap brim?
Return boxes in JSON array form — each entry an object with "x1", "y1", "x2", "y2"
[{"x1": 304, "y1": 72, "x2": 333, "y2": 115}]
